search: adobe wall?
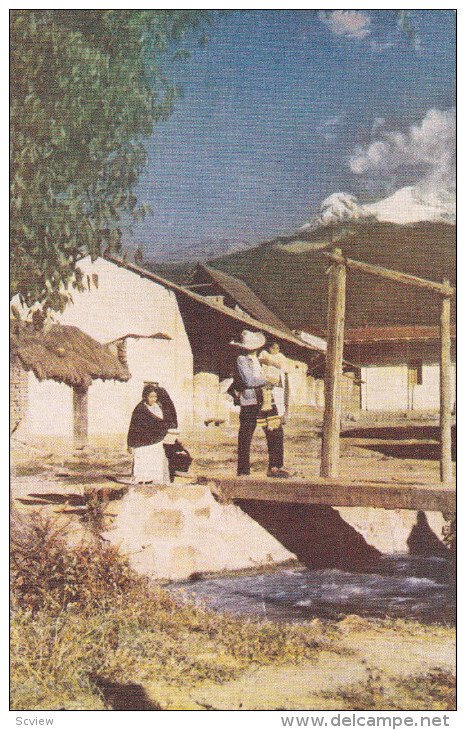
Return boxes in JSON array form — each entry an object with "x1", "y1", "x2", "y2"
[
  {"x1": 193, "y1": 372, "x2": 231, "y2": 425},
  {"x1": 361, "y1": 363, "x2": 456, "y2": 412}
]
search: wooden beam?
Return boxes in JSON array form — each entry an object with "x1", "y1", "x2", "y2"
[
  {"x1": 323, "y1": 251, "x2": 455, "y2": 297},
  {"x1": 440, "y1": 281, "x2": 453, "y2": 483},
  {"x1": 184, "y1": 283, "x2": 214, "y2": 289},
  {"x1": 207, "y1": 476, "x2": 455, "y2": 513},
  {"x1": 73, "y1": 385, "x2": 89, "y2": 449},
  {"x1": 321, "y1": 248, "x2": 346, "y2": 477}
]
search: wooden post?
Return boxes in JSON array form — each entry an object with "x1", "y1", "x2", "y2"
[
  {"x1": 321, "y1": 248, "x2": 346, "y2": 478},
  {"x1": 73, "y1": 385, "x2": 89, "y2": 449},
  {"x1": 439, "y1": 281, "x2": 452, "y2": 483}
]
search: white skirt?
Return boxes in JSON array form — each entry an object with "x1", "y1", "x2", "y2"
[{"x1": 132, "y1": 441, "x2": 170, "y2": 485}]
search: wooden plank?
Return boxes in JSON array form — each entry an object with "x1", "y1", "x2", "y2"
[
  {"x1": 346, "y1": 438, "x2": 439, "y2": 447},
  {"x1": 323, "y1": 251, "x2": 455, "y2": 297},
  {"x1": 184, "y1": 283, "x2": 214, "y2": 289},
  {"x1": 207, "y1": 476, "x2": 455, "y2": 513},
  {"x1": 321, "y1": 248, "x2": 346, "y2": 477},
  {"x1": 440, "y1": 283, "x2": 453, "y2": 483}
]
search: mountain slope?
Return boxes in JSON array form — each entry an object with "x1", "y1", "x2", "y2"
[
  {"x1": 147, "y1": 220, "x2": 455, "y2": 331},
  {"x1": 363, "y1": 187, "x2": 455, "y2": 225},
  {"x1": 205, "y1": 221, "x2": 456, "y2": 330}
]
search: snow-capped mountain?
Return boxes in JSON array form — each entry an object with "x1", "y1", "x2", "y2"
[
  {"x1": 316, "y1": 187, "x2": 455, "y2": 227},
  {"x1": 363, "y1": 186, "x2": 455, "y2": 224},
  {"x1": 318, "y1": 193, "x2": 365, "y2": 225}
]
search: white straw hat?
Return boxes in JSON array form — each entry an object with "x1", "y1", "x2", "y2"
[{"x1": 230, "y1": 329, "x2": 266, "y2": 351}]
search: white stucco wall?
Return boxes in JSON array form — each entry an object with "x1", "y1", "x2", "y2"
[
  {"x1": 286, "y1": 359, "x2": 309, "y2": 409},
  {"x1": 22, "y1": 257, "x2": 194, "y2": 437},
  {"x1": 411, "y1": 364, "x2": 456, "y2": 411},
  {"x1": 361, "y1": 363, "x2": 456, "y2": 412},
  {"x1": 26, "y1": 373, "x2": 73, "y2": 437},
  {"x1": 361, "y1": 366, "x2": 408, "y2": 411},
  {"x1": 58, "y1": 257, "x2": 187, "y2": 342}
]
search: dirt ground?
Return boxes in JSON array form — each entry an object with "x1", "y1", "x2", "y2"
[
  {"x1": 144, "y1": 618, "x2": 455, "y2": 710},
  {"x1": 11, "y1": 412, "x2": 455, "y2": 506},
  {"x1": 10, "y1": 413, "x2": 456, "y2": 711}
]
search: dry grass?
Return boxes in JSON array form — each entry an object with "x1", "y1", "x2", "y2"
[
  {"x1": 320, "y1": 665, "x2": 456, "y2": 711},
  {"x1": 10, "y1": 513, "x2": 341, "y2": 710}
]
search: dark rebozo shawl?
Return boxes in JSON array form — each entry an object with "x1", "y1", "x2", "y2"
[{"x1": 127, "y1": 388, "x2": 178, "y2": 449}]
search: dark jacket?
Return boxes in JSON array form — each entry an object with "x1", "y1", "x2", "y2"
[{"x1": 127, "y1": 388, "x2": 178, "y2": 449}]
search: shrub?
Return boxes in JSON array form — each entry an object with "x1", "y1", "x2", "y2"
[
  {"x1": 320, "y1": 666, "x2": 456, "y2": 711},
  {"x1": 10, "y1": 511, "x2": 137, "y2": 614},
  {"x1": 10, "y1": 512, "x2": 340, "y2": 709}
]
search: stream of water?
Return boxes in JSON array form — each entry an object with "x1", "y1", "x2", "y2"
[{"x1": 175, "y1": 555, "x2": 455, "y2": 624}]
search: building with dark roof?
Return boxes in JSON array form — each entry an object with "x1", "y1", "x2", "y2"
[
  {"x1": 344, "y1": 325, "x2": 456, "y2": 413},
  {"x1": 185, "y1": 263, "x2": 293, "y2": 334},
  {"x1": 12, "y1": 255, "x2": 327, "y2": 438}
]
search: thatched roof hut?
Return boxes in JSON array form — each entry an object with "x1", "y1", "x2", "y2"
[{"x1": 10, "y1": 321, "x2": 130, "y2": 388}]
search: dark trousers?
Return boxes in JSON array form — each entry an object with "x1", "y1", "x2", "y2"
[{"x1": 237, "y1": 405, "x2": 284, "y2": 475}]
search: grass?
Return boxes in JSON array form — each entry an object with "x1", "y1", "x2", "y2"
[
  {"x1": 320, "y1": 665, "x2": 456, "y2": 711},
  {"x1": 10, "y1": 470, "x2": 456, "y2": 711},
  {"x1": 10, "y1": 512, "x2": 341, "y2": 710}
]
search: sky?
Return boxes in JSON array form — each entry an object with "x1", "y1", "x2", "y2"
[{"x1": 124, "y1": 9, "x2": 456, "y2": 261}]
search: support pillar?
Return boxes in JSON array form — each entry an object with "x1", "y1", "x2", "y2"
[
  {"x1": 321, "y1": 248, "x2": 346, "y2": 478},
  {"x1": 440, "y1": 282, "x2": 452, "y2": 483},
  {"x1": 73, "y1": 385, "x2": 89, "y2": 449}
]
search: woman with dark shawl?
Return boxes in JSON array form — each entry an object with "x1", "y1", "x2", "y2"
[{"x1": 127, "y1": 384, "x2": 178, "y2": 484}]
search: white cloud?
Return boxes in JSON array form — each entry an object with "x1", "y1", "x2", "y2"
[
  {"x1": 349, "y1": 109, "x2": 455, "y2": 217},
  {"x1": 350, "y1": 108, "x2": 455, "y2": 176},
  {"x1": 371, "y1": 117, "x2": 386, "y2": 135},
  {"x1": 319, "y1": 11, "x2": 371, "y2": 40},
  {"x1": 315, "y1": 109, "x2": 456, "y2": 226},
  {"x1": 316, "y1": 114, "x2": 344, "y2": 142}
]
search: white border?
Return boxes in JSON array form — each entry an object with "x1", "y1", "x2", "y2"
[{"x1": 3, "y1": 3, "x2": 461, "y2": 728}]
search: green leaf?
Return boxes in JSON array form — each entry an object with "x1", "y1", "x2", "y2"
[{"x1": 10, "y1": 9, "x2": 212, "y2": 311}]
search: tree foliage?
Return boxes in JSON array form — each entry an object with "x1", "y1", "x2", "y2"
[{"x1": 10, "y1": 9, "x2": 210, "y2": 311}]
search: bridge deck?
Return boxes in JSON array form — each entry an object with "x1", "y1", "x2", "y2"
[{"x1": 204, "y1": 475, "x2": 455, "y2": 513}]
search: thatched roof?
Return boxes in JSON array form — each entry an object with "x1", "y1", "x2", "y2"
[
  {"x1": 10, "y1": 322, "x2": 130, "y2": 388},
  {"x1": 186, "y1": 263, "x2": 292, "y2": 333}
]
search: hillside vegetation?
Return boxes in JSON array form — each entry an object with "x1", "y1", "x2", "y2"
[{"x1": 148, "y1": 221, "x2": 455, "y2": 330}]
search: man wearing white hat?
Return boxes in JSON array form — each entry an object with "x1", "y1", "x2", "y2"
[{"x1": 230, "y1": 330, "x2": 290, "y2": 478}]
